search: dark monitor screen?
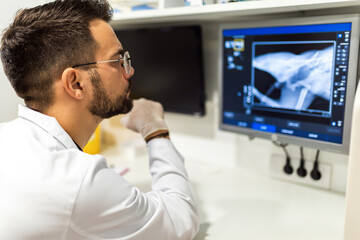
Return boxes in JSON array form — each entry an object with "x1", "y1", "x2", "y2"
[
  {"x1": 115, "y1": 25, "x2": 205, "y2": 116},
  {"x1": 220, "y1": 15, "x2": 360, "y2": 153}
]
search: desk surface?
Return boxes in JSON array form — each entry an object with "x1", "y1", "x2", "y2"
[{"x1": 101, "y1": 144, "x2": 345, "y2": 240}]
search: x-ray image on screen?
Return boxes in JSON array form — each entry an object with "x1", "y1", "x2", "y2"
[{"x1": 250, "y1": 41, "x2": 335, "y2": 116}]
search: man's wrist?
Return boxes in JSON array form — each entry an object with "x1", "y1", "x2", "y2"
[{"x1": 145, "y1": 129, "x2": 170, "y2": 143}]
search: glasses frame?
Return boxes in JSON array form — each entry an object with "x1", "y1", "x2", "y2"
[{"x1": 72, "y1": 51, "x2": 131, "y2": 75}]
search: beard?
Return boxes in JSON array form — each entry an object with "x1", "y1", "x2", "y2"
[{"x1": 87, "y1": 69, "x2": 133, "y2": 119}]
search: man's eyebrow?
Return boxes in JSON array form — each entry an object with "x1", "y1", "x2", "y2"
[{"x1": 111, "y1": 49, "x2": 124, "y2": 58}]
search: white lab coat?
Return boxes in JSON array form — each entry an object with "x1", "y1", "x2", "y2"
[{"x1": 0, "y1": 105, "x2": 199, "y2": 240}]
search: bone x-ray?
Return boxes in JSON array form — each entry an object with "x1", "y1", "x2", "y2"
[{"x1": 251, "y1": 41, "x2": 334, "y2": 115}]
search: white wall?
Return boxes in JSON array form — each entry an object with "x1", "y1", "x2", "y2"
[{"x1": 0, "y1": 1, "x2": 48, "y2": 122}]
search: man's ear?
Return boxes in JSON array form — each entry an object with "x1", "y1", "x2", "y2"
[{"x1": 61, "y1": 68, "x2": 86, "y2": 100}]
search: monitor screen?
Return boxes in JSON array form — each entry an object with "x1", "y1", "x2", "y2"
[
  {"x1": 115, "y1": 25, "x2": 205, "y2": 116},
  {"x1": 220, "y1": 15, "x2": 360, "y2": 153}
]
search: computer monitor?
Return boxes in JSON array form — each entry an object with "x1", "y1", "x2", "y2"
[
  {"x1": 220, "y1": 14, "x2": 360, "y2": 154},
  {"x1": 114, "y1": 25, "x2": 205, "y2": 116}
]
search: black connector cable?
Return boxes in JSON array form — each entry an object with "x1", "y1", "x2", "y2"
[
  {"x1": 281, "y1": 144, "x2": 293, "y2": 175},
  {"x1": 310, "y1": 149, "x2": 322, "y2": 181},
  {"x1": 297, "y1": 146, "x2": 307, "y2": 177},
  {"x1": 272, "y1": 140, "x2": 293, "y2": 175}
]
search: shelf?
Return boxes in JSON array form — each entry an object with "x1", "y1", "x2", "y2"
[{"x1": 110, "y1": 0, "x2": 360, "y2": 27}]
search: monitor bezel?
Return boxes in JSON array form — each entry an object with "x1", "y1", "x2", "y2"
[{"x1": 219, "y1": 14, "x2": 360, "y2": 154}]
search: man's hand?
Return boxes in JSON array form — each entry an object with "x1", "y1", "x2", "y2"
[{"x1": 121, "y1": 98, "x2": 168, "y2": 140}]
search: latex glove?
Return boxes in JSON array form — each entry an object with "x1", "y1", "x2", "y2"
[{"x1": 121, "y1": 98, "x2": 168, "y2": 139}]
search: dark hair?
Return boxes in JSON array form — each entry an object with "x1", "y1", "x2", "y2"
[{"x1": 0, "y1": 0, "x2": 113, "y2": 111}]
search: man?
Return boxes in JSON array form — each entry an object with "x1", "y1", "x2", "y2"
[{"x1": 0, "y1": 0, "x2": 199, "y2": 239}]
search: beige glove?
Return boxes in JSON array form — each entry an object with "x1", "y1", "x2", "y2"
[{"x1": 121, "y1": 98, "x2": 168, "y2": 140}]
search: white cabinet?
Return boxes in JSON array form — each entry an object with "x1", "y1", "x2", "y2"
[{"x1": 110, "y1": 0, "x2": 360, "y2": 28}]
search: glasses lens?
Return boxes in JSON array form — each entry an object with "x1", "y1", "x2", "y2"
[{"x1": 125, "y1": 51, "x2": 131, "y2": 74}]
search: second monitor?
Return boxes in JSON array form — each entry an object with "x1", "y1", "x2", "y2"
[{"x1": 115, "y1": 25, "x2": 205, "y2": 116}]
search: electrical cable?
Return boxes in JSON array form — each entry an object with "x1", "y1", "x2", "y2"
[
  {"x1": 282, "y1": 144, "x2": 293, "y2": 174},
  {"x1": 310, "y1": 149, "x2": 322, "y2": 180},
  {"x1": 297, "y1": 146, "x2": 307, "y2": 177},
  {"x1": 272, "y1": 140, "x2": 293, "y2": 175}
]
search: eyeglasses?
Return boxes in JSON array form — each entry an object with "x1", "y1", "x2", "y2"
[{"x1": 72, "y1": 51, "x2": 131, "y2": 75}]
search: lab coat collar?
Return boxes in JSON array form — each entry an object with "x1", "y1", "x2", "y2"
[{"x1": 18, "y1": 104, "x2": 79, "y2": 150}]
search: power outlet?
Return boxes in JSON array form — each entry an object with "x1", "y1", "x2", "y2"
[{"x1": 269, "y1": 153, "x2": 332, "y2": 190}]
